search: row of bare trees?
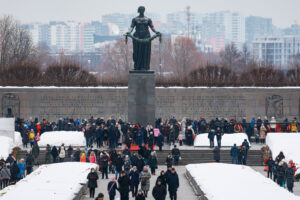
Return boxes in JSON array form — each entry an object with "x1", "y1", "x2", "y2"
[
  {"x1": 0, "y1": 61, "x2": 98, "y2": 86},
  {"x1": 2, "y1": 15, "x2": 300, "y2": 87}
]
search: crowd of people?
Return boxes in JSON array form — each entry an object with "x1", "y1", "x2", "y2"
[
  {"x1": 14, "y1": 116, "x2": 300, "y2": 151},
  {"x1": 0, "y1": 116, "x2": 297, "y2": 198},
  {"x1": 264, "y1": 151, "x2": 298, "y2": 193},
  {"x1": 0, "y1": 139, "x2": 182, "y2": 200}
]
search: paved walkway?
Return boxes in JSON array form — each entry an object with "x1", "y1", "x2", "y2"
[
  {"x1": 83, "y1": 165, "x2": 198, "y2": 200},
  {"x1": 251, "y1": 166, "x2": 300, "y2": 196}
]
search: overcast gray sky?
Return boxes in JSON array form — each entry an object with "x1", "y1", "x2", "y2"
[{"x1": 0, "y1": 0, "x2": 299, "y2": 28}]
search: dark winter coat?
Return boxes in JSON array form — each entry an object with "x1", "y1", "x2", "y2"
[
  {"x1": 131, "y1": 155, "x2": 138, "y2": 167},
  {"x1": 101, "y1": 155, "x2": 109, "y2": 169},
  {"x1": 149, "y1": 156, "x2": 158, "y2": 169},
  {"x1": 10, "y1": 162, "x2": 20, "y2": 181},
  {"x1": 166, "y1": 172, "x2": 179, "y2": 192},
  {"x1": 25, "y1": 153, "x2": 35, "y2": 168},
  {"x1": 213, "y1": 148, "x2": 220, "y2": 161},
  {"x1": 285, "y1": 167, "x2": 295, "y2": 188},
  {"x1": 137, "y1": 158, "x2": 145, "y2": 172},
  {"x1": 118, "y1": 175, "x2": 130, "y2": 194},
  {"x1": 208, "y1": 129, "x2": 215, "y2": 140},
  {"x1": 74, "y1": 150, "x2": 81, "y2": 162},
  {"x1": 32, "y1": 143, "x2": 40, "y2": 158},
  {"x1": 152, "y1": 183, "x2": 166, "y2": 200},
  {"x1": 51, "y1": 146, "x2": 59, "y2": 158},
  {"x1": 215, "y1": 130, "x2": 222, "y2": 141},
  {"x1": 157, "y1": 174, "x2": 167, "y2": 187},
  {"x1": 166, "y1": 157, "x2": 173, "y2": 166},
  {"x1": 171, "y1": 148, "x2": 180, "y2": 156},
  {"x1": 129, "y1": 170, "x2": 140, "y2": 186},
  {"x1": 87, "y1": 171, "x2": 99, "y2": 188},
  {"x1": 115, "y1": 157, "x2": 124, "y2": 172},
  {"x1": 157, "y1": 134, "x2": 164, "y2": 147},
  {"x1": 107, "y1": 181, "x2": 117, "y2": 197},
  {"x1": 230, "y1": 145, "x2": 238, "y2": 157},
  {"x1": 266, "y1": 159, "x2": 275, "y2": 168},
  {"x1": 136, "y1": 194, "x2": 146, "y2": 200}
]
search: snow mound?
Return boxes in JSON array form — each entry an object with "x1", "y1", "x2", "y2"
[
  {"x1": 0, "y1": 136, "x2": 14, "y2": 159},
  {"x1": 266, "y1": 133, "x2": 300, "y2": 173},
  {"x1": 38, "y1": 131, "x2": 86, "y2": 147},
  {"x1": 186, "y1": 163, "x2": 300, "y2": 200},
  {"x1": 0, "y1": 162, "x2": 98, "y2": 200},
  {"x1": 194, "y1": 133, "x2": 250, "y2": 147},
  {"x1": 0, "y1": 132, "x2": 23, "y2": 159}
]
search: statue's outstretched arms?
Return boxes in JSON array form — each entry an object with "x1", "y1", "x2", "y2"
[{"x1": 126, "y1": 18, "x2": 135, "y2": 35}]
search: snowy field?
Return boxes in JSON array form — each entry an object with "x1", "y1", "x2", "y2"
[
  {"x1": 0, "y1": 132, "x2": 22, "y2": 159},
  {"x1": 0, "y1": 162, "x2": 98, "y2": 200},
  {"x1": 186, "y1": 163, "x2": 300, "y2": 200},
  {"x1": 266, "y1": 133, "x2": 300, "y2": 173},
  {"x1": 194, "y1": 133, "x2": 250, "y2": 147},
  {"x1": 38, "y1": 131, "x2": 86, "y2": 147}
]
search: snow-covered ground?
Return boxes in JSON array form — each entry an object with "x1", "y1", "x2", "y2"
[
  {"x1": 266, "y1": 133, "x2": 300, "y2": 173},
  {"x1": 38, "y1": 131, "x2": 86, "y2": 147},
  {"x1": 186, "y1": 163, "x2": 300, "y2": 200},
  {"x1": 0, "y1": 162, "x2": 98, "y2": 200},
  {"x1": 194, "y1": 133, "x2": 250, "y2": 147},
  {"x1": 0, "y1": 132, "x2": 22, "y2": 159}
]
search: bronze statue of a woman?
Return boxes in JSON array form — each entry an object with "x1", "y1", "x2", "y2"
[{"x1": 125, "y1": 6, "x2": 161, "y2": 71}]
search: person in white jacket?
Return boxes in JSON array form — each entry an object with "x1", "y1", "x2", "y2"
[
  {"x1": 270, "y1": 116, "x2": 276, "y2": 132},
  {"x1": 59, "y1": 144, "x2": 66, "y2": 162}
]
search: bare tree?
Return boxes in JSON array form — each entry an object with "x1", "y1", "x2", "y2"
[
  {"x1": 43, "y1": 60, "x2": 98, "y2": 86},
  {"x1": 219, "y1": 42, "x2": 241, "y2": 72},
  {"x1": 99, "y1": 38, "x2": 133, "y2": 83},
  {"x1": 0, "y1": 16, "x2": 35, "y2": 69},
  {"x1": 172, "y1": 36, "x2": 200, "y2": 80}
]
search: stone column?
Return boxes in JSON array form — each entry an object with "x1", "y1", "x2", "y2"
[{"x1": 128, "y1": 70, "x2": 155, "y2": 126}]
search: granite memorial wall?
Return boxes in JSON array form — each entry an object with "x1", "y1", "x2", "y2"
[{"x1": 0, "y1": 87, "x2": 299, "y2": 121}]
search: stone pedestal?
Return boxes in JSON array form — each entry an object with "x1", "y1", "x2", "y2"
[{"x1": 128, "y1": 70, "x2": 155, "y2": 126}]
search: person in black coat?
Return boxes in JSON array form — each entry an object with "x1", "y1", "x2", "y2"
[
  {"x1": 101, "y1": 153, "x2": 109, "y2": 179},
  {"x1": 25, "y1": 151, "x2": 35, "y2": 175},
  {"x1": 156, "y1": 171, "x2": 167, "y2": 190},
  {"x1": 265, "y1": 157, "x2": 275, "y2": 179},
  {"x1": 135, "y1": 189, "x2": 146, "y2": 200},
  {"x1": 157, "y1": 133, "x2": 164, "y2": 151},
  {"x1": 208, "y1": 129, "x2": 215, "y2": 148},
  {"x1": 136, "y1": 156, "x2": 145, "y2": 172},
  {"x1": 129, "y1": 166, "x2": 140, "y2": 197},
  {"x1": 74, "y1": 147, "x2": 81, "y2": 162},
  {"x1": 10, "y1": 161, "x2": 20, "y2": 184},
  {"x1": 213, "y1": 147, "x2": 220, "y2": 162},
  {"x1": 152, "y1": 179, "x2": 166, "y2": 200},
  {"x1": 286, "y1": 163, "x2": 295, "y2": 193},
  {"x1": 166, "y1": 168, "x2": 179, "y2": 200},
  {"x1": 165, "y1": 154, "x2": 173, "y2": 168},
  {"x1": 276, "y1": 162, "x2": 285, "y2": 187},
  {"x1": 131, "y1": 152, "x2": 138, "y2": 167},
  {"x1": 115, "y1": 154, "x2": 124, "y2": 179},
  {"x1": 87, "y1": 168, "x2": 99, "y2": 198},
  {"x1": 215, "y1": 127, "x2": 222, "y2": 148},
  {"x1": 118, "y1": 171, "x2": 130, "y2": 200},
  {"x1": 51, "y1": 146, "x2": 58, "y2": 163},
  {"x1": 107, "y1": 177, "x2": 117, "y2": 200}
]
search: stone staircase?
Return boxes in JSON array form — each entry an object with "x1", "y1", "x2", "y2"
[{"x1": 18, "y1": 149, "x2": 264, "y2": 166}]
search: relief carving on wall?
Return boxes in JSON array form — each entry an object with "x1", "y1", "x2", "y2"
[
  {"x1": 1, "y1": 93, "x2": 20, "y2": 117},
  {"x1": 265, "y1": 95, "x2": 283, "y2": 119}
]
